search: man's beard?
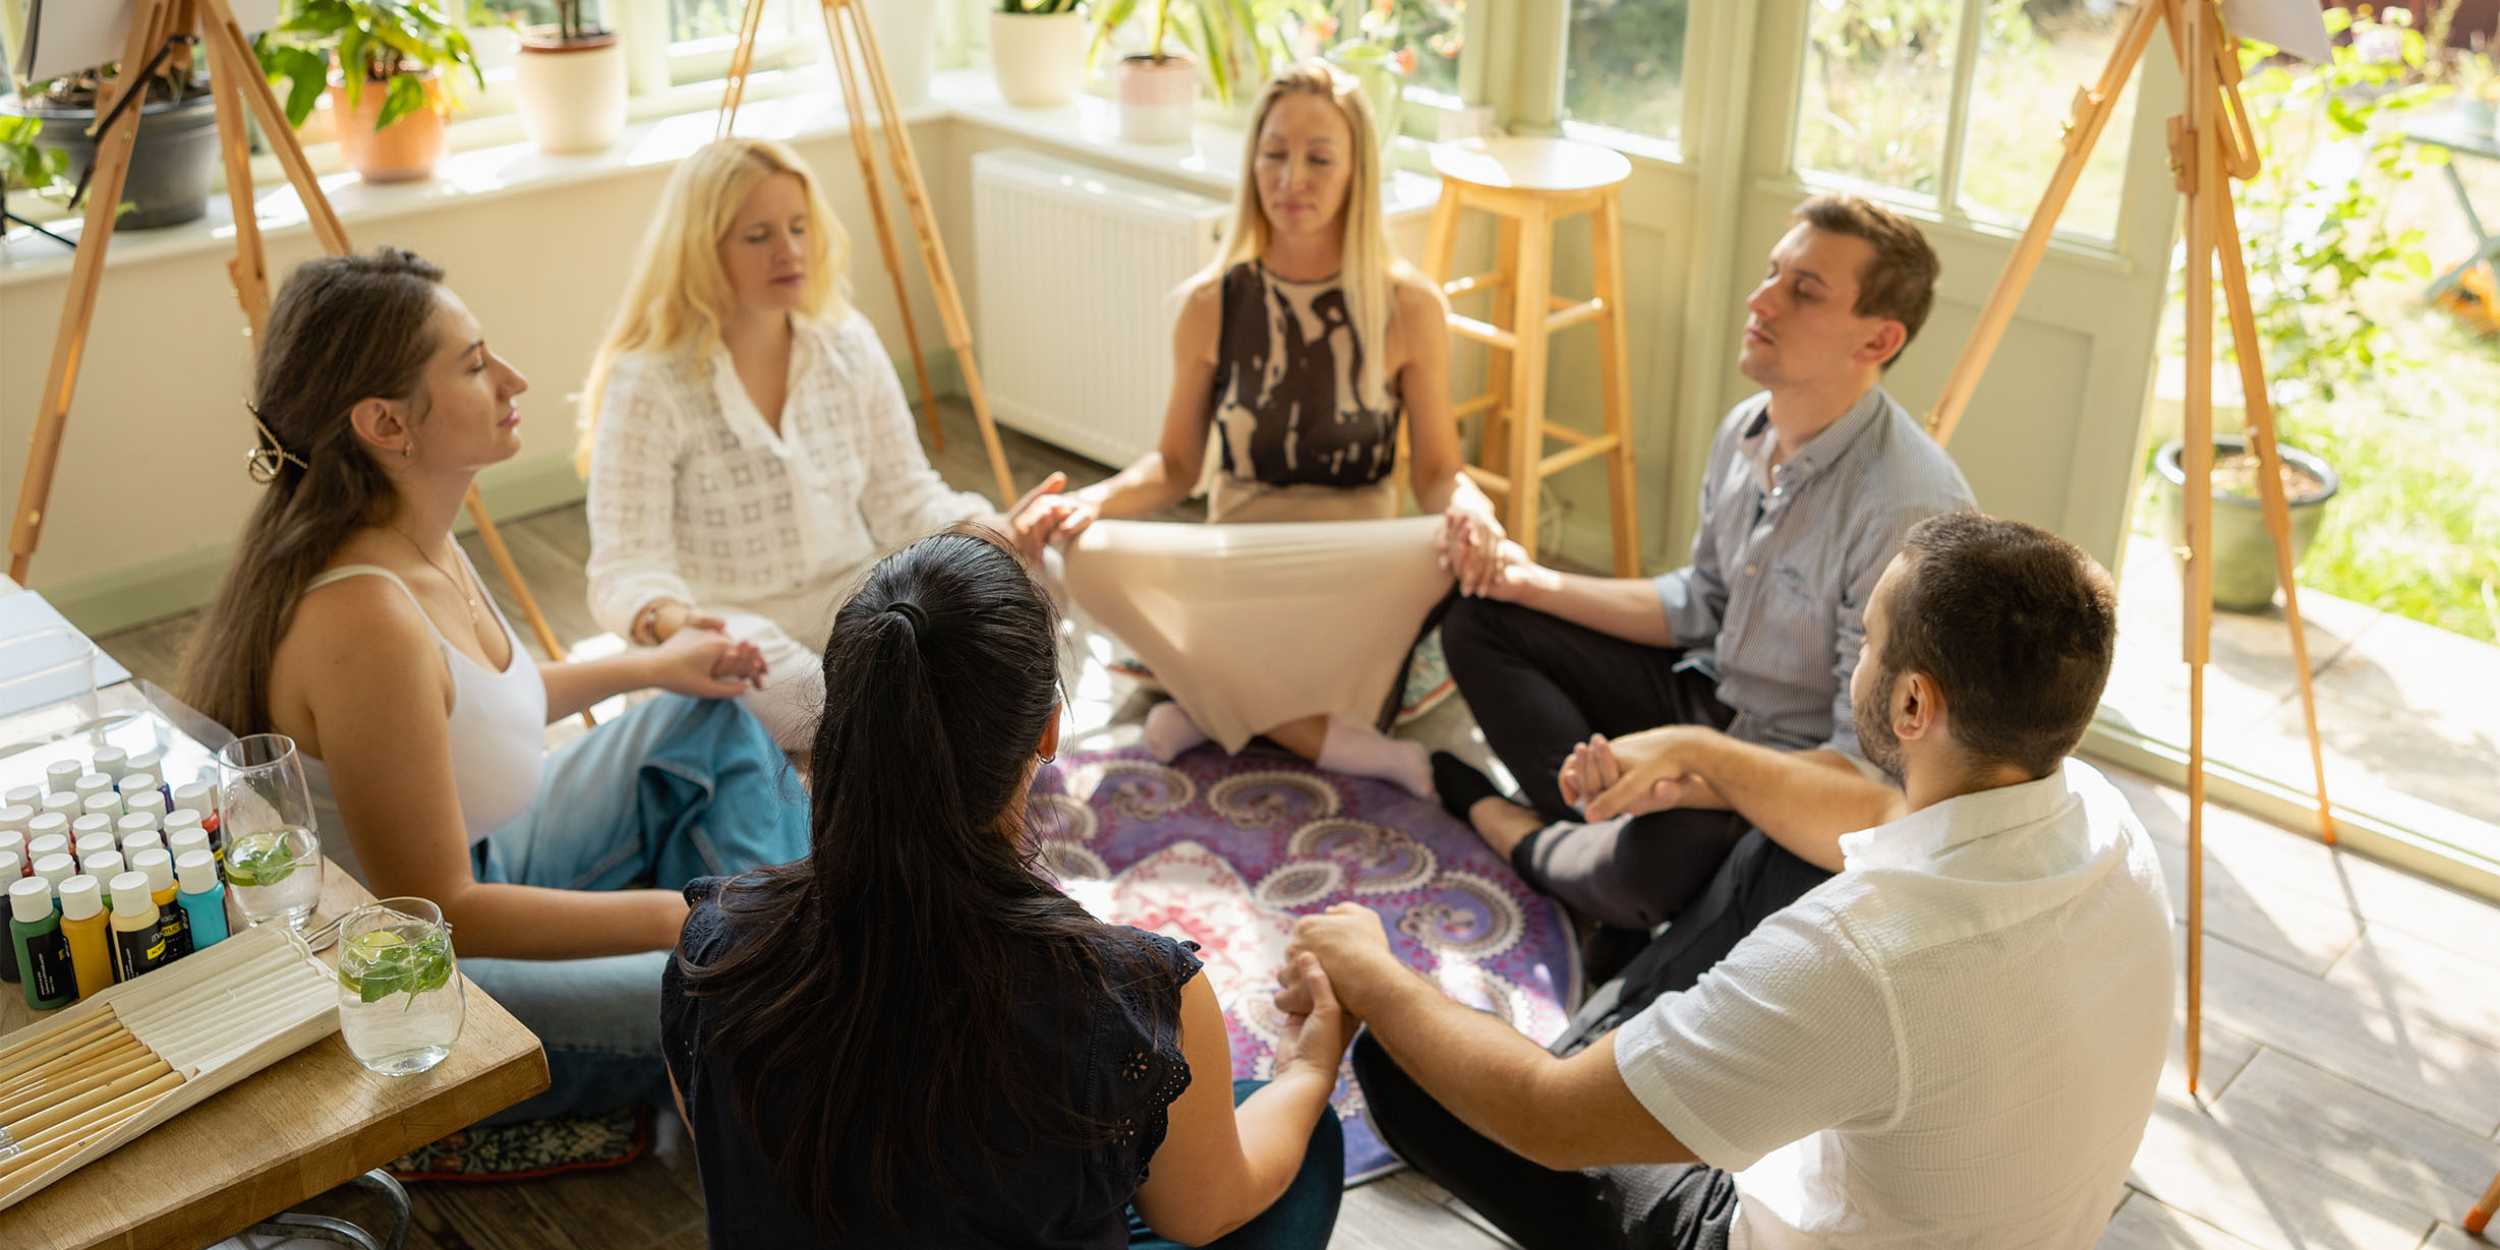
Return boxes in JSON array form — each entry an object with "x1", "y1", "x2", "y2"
[{"x1": 1854, "y1": 665, "x2": 1906, "y2": 785}]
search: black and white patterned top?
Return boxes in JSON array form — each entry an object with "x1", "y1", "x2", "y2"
[{"x1": 1208, "y1": 260, "x2": 1404, "y2": 490}]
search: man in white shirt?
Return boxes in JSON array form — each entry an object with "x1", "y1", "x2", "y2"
[{"x1": 1279, "y1": 512, "x2": 2173, "y2": 1249}]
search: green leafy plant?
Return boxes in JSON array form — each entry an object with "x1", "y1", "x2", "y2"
[
  {"x1": 546, "y1": 0, "x2": 608, "y2": 42},
  {"x1": 2226, "y1": 5, "x2": 2447, "y2": 409},
  {"x1": 1088, "y1": 0, "x2": 1319, "y2": 106},
  {"x1": 253, "y1": 0, "x2": 485, "y2": 132},
  {"x1": 0, "y1": 115, "x2": 73, "y2": 203},
  {"x1": 1001, "y1": 0, "x2": 1086, "y2": 13}
]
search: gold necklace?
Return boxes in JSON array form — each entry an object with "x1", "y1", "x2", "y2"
[{"x1": 390, "y1": 525, "x2": 486, "y2": 633}]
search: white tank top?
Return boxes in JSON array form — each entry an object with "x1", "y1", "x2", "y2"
[{"x1": 298, "y1": 554, "x2": 547, "y2": 885}]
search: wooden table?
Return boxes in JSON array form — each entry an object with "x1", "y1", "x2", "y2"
[{"x1": 0, "y1": 747, "x2": 550, "y2": 1249}]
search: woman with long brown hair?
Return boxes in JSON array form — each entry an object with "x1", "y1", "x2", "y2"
[
  {"x1": 663, "y1": 527, "x2": 1347, "y2": 1247},
  {"x1": 184, "y1": 247, "x2": 809, "y2": 1123}
]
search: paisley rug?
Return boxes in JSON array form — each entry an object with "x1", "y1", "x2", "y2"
[{"x1": 1032, "y1": 746, "x2": 1582, "y2": 1184}]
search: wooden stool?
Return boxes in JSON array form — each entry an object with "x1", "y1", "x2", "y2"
[{"x1": 1423, "y1": 137, "x2": 1642, "y2": 576}]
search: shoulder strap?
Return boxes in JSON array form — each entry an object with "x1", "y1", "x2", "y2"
[{"x1": 303, "y1": 564, "x2": 426, "y2": 617}]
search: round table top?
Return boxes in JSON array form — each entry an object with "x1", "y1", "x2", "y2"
[{"x1": 1430, "y1": 137, "x2": 1633, "y2": 193}]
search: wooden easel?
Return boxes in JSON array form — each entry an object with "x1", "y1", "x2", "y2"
[
  {"x1": 716, "y1": 0, "x2": 1017, "y2": 504},
  {"x1": 9, "y1": 0, "x2": 583, "y2": 721},
  {"x1": 1925, "y1": 0, "x2": 2336, "y2": 1095}
]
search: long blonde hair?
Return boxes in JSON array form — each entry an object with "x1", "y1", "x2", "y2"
[
  {"x1": 577, "y1": 137, "x2": 851, "y2": 474},
  {"x1": 1204, "y1": 60, "x2": 1400, "y2": 410}
]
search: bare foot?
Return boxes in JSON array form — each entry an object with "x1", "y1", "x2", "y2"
[{"x1": 1468, "y1": 795, "x2": 1544, "y2": 860}]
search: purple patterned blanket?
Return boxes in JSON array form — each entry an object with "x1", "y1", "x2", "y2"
[{"x1": 1033, "y1": 746, "x2": 1583, "y2": 1183}]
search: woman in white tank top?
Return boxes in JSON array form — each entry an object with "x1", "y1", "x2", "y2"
[{"x1": 183, "y1": 249, "x2": 811, "y2": 1126}]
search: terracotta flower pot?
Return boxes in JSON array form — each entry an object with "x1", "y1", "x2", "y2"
[
  {"x1": 328, "y1": 74, "x2": 446, "y2": 184},
  {"x1": 1115, "y1": 54, "x2": 1198, "y2": 144}
]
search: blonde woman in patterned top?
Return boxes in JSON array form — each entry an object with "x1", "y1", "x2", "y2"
[
  {"x1": 582, "y1": 139, "x2": 1052, "y2": 748},
  {"x1": 1011, "y1": 61, "x2": 1507, "y2": 796}
]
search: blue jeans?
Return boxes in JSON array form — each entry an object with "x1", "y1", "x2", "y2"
[
  {"x1": 1127, "y1": 1080, "x2": 1344, "y2": 1250},
  {"x1": 460, "y1": 694, "x2": 808, "y2": 1126}
]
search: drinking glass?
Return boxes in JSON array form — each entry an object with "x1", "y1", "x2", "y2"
[
  {"x1": 336, "y1": 896, "x2": 464, "y2": 1077},
  {"x1": 216, "y1": 734, "x2": 323, "y2": 932}
]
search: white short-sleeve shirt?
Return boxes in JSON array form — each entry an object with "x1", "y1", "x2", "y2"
[{"x1": 1613, "y1": 758, "x2": 2174, "y2": 1250}]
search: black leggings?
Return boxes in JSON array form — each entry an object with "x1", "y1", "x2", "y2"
[
  {"x1": 1441, "y1": 597, "x2": 1752, "y2": 930},
  {"x1": 1352, "y1": 829, "x2": 1832, "y2": 1250}
]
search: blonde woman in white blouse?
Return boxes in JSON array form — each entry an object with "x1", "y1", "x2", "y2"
[{"x1": 583, "y1": 138, "x2": 1049, "y2": 748}]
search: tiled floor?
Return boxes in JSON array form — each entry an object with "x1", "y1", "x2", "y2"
[
  {"x1": 99, "y1": 404, "x2": 2500, "y2": 1249},
  {"x1": 2102, "y1": 531, "x2": 2500, "y2": 868}
]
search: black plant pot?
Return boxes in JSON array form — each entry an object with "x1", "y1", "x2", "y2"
[{"x1": 4, "y1": 89, "x2": 221, "y2": 230}]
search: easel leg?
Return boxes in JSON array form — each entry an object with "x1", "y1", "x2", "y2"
[
  {"x1": 841, "y1": 0, "x2": 1016, "y2": 502},
  {"x1": 716, "y1": 0, "x2": 769, "y2": 138},
  {"x1": 2178, "y1": 0, "x2": 2222, "y2": 1099},
  {"x1": 820, "y1": 0, "x2": 946, "y2": 452},
  {"x1": 2213, "y1": 190, "x2": 2336, "y2": 845},
  {"x1": 204, "y1": 24, "x2": 269, "y2": 333},
  {"x1": 7, "y1": 3, "x2": 170, "y2": 584}
]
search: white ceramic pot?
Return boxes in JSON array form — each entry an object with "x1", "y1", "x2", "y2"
[
  {"x1": 866, "y1": 0, "x2": 936, "y2": 109},
  {"x1": 988, "y1": 10, "x2": 1088, "y2": 108},
  {"x1": 1115, "y1": 54, "x2": 1197, "y2": 144},
  {"x1": 468, "y1": 25, "x2": 523, "y2": 74},
  {"x1": 514, "y1": 34, "x2": 627, "y2": 155}
]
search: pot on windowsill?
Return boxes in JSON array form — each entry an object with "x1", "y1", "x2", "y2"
[
  {"x1": 989, "y1": 8, "x2": 1089, "y2": 108},
  {"x1": 515, "y1": 28, "x2": 626, "y2": 155},
  {"x1": 2, "y1": 88, "x2": 220, "y2": 229},
  {"x1": 330, "y1": 73, "x2": 449, "y2": 183},
  {"x1": 1115, "y1": 54, "x2": 1197, "y2": 144},
  {"x1": 2155, "y1": 435, "x2": 2340, "y2": 613}
]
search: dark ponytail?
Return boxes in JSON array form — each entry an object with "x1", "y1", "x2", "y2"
[{"x1": 681, "y1": 526, "x2": 1160, "y2": 1232}]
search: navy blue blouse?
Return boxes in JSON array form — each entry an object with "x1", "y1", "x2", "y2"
[{"x1": 659, "y1": 876, "x2": 1204, "y2": 1248}]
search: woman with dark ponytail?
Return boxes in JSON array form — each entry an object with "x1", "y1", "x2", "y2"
[
  {"x1": 184, "y1": 248, "x2": 809, "y2": 1124},
  {"x1": 662, "y1": 527, "x2": 1348, "y2": 1247}
]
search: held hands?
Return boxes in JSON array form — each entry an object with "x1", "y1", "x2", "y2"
[
  {"x1": 1275, "y1": 903, "x2": 1397, "y2": 1020},
  {"x1": 1564, "y1": 727, "x2": 1706, "y2": 821},
  {"x1": 1442, "y1": 523, "x2": 1563, "y2": 604},
  {"x1": 1436, "y1": 504, "x2": 1511, "y2": 597},
  {"x1": 1005, "y1": 471, "x2": 1098, "y2": 563},
  {"x1": 646, "y1": 624, "x2": 767, "y2": 699},
  {"x1": 1267, "y1": 953, "x2": 1355, "y2": 1080}
]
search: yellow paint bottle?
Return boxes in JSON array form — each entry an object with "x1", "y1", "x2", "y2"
[{"x1": 57, "y1": 874, "x2": 115, "y2": 999}]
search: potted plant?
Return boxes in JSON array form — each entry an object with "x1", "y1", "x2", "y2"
[
  {"x1": 1095, "y1": 0, "x2": 1198, "y2": 143},
  {"x1": 2154, "y1": 435, "x2": 2341, "y2": 612},
  {"x1": 1317, "y1": 1, "x2": 1419, "y2": 148},
  {"x1": 992, "y1": 0, "x2": 1091, "y2": 109},
  {"x1": 514, "y1": 0, "x2": 627, "y2": 154},
  {"x1": 465, "y1": 1, "x2": 527, "y2": 73},
  {"x1": 0, "y1": 54, "x2": 220, "y2": 230},
  {"x1": 1088, "y1": 0, "x2": 1307, "y2": 122},
  {"x1": 0, "y1": 114, "x2": 77, "y2": 245},
  {"x1": 256, "y1": 0, "x2": 485, "y2": 184}
]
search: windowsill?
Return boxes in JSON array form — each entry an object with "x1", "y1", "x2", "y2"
[{"x1": 0, "y1": 67, "x2": 1439, "y2": 288}]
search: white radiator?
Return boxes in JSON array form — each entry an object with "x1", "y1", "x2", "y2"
[{"x1": 973, "y1": 149, "x2": 1231, "y2": 469}]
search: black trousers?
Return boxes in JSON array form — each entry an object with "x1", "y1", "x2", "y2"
[
  {"x1": 1441, "y1": 597, "x2": 1752, "y2": 931},
  {"x1": 1352, "y1": 830, "x2": 1832, "y2": 1250}
]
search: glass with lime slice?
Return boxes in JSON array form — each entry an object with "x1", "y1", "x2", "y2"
[
  {"x1": 336, "y1": 896, "x2": 463, "y2": 1077},
  {"x1": 224, "y1": 826, "x2": 322, "y2": 932}
]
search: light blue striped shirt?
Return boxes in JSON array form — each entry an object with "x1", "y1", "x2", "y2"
[{"x1": 1654, "y1": 387, "x2": 1975, "y2": 760}]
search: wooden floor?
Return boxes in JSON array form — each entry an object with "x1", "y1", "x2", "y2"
[{"x1": 104, "y1": 403, "x2": 2500, "y2": 1250}]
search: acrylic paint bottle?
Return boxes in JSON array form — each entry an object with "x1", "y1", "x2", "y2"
[
  {"x1": 171, "y1": 784, "x2": 218, "y2": 853},
  {"x1": 0, "y1": 805, "x2": 31, "y2": 840},
  {"x1": 4, "y1": 784, "x2": 44, "y2": 812},
  {"x1": 108, "y1": 871, "x2": 170, "y2": 982},
  {"x1": 167, "y1": 827, "x2": 209, "y2": 867},
  {"x1": 25, "y1": 815, "x2": 69, "y2": 855},
  {"x1": 57, "y1": 875, "x2": 114, "y2": 998},
  {"x1": 0, "y1": 852, "x2": 17, "y2": 981},
  {"x1": 81, "y1": 792, "x2": 122, "y2": 825},
  {"x1": 73, "y1": 772, "x2": 115, "y2": 808},
  {"x1": 71, "y1": 815, "x2": 114, "y2": 847},
  {"x1": 32, "y1": 854, "x2": 76, "y2": 899},
  {"x1": 44, "y1": 759, "x2": 82, "y2": 794},
  {"x1": 9, "y1": 877, "x2": 73, "y2": 1011},
  {"x1": 132, "y1": 850, "x2": 190, "y2": 963},
  {"x1": 91, "y1": 746, "x2": 128, "y2": 780},
  {"x1": 124, "y1": 788, "x2": 168, "y2": 825},
  {"x1": 83, "y1": 851, "x2": 126, "y2": 900},
  {"x1": 123, "y1": 831, "x2": 165, "y2": 863},
  {"x1": 175, "y1": 850, "x2": 228, "y2": 953},
  {"x1": 38, "y1": 791, "x2": 82, "y2": 823},
  {"x1": 74, "y1": 832, "x2": 116, "y2": 867},
  {"x1": 0, "y1": 829, "x2": 23, "y2": 876},
  {"x1": 117, "y1": 774, "x2": 160, "y2": 805}
]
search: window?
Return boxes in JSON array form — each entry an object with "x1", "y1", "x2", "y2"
[
  {"x1": 1957, "y1": 0, "x2": 2141, "y2": 240},
  {"x1": 1562, "y1": 0, "x2": 1691, "y2": 148},
  {"x1": 1794, "y1": 0, "x2": 2142, "y2": 242},
  {"x1": 664, "y1": 0, "x2": 817, "y2": 85}
]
